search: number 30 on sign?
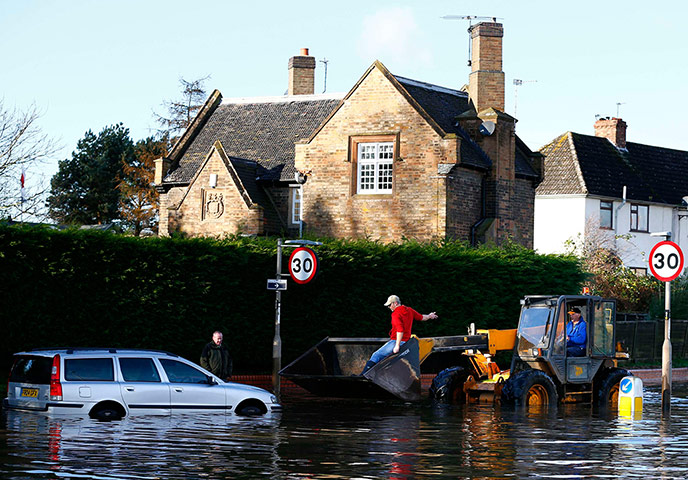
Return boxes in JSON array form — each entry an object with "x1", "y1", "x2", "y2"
[
  {"x1": 649, "y1": 241, "x2": 685, "y2": 282},
  {"x1": 288, "y1": 247, "x2": 319, "y2": 284}
]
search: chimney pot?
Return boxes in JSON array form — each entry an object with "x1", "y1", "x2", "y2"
[{"x1": 300, "y1": 48, "x2": 309, "y2": 56}]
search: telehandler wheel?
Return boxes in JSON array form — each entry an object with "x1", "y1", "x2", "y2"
[
  {"x1": 430, "y1": 367, "x2": 470, "y2": 404},
  {"x1": 501, "y1": 370, "x2": 558, "y2": 407},
  {"x1": 594, "y1": 368, "x2": 632, "y2": 408}
]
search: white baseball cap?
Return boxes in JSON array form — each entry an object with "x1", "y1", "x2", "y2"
[{"x1": 384, "y1": 295, "x2": 400, "y2": 306}]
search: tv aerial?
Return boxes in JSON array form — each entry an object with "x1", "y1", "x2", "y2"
[
  {"x1": 319, "y1": 58, "x2": 329, "y2": 93},
  {"x1": 441, "y1": 16, "x2": 503, "y2": 66},
  {"x1": 513, "y1": 79, "x2": 537, "y2": 116},
  {"x1": 616, "y1": 102, "x2": 625, "y2": 117}
]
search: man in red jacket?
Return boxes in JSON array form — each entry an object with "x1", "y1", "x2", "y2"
[{"x1": 361, "y1": 295, "x2": 438, "y2": 374}]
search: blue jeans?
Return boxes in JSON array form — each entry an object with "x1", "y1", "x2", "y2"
[
  {"x1": 567, "y1": 345, "x2": 585, "y2": 357},
  {"x1": 369, "y1": 339, "x2": 406, "y2": 364}
]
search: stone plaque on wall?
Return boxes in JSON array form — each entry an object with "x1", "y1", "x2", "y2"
[{"x1": 202, "y1": 190, "x2": 225, "y2": 220}]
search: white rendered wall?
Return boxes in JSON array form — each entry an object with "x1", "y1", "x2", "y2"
[
  {"x1": 536, "y1": 195, "x2": 688, "y2": 277},
  {"x1": 534, "y1": 196, "x2": 587, "y2": 254}
]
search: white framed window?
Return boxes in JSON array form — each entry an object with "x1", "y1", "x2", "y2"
[
  {"x1": 630, "y1": 204, "x2": 648, "y2": 232},
  {"x1": 356, "y1": 142, "x2": 394, "y2": 194},
  {"x1": 290, "y1": 187, "x2": 302, "y2": 226},
  {"x1": 599, "y1": 200, "x2": 613, "y2": 229}
]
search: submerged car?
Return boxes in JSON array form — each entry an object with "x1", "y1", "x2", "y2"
[{"x1": 4, "y1": 348, "x2": 281, "y2": 420}]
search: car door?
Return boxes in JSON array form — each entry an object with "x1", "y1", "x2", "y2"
[
  {"x1": 118, "y1": 357, "x2": 170, "y2": 415},
  {"x1": 566, "y1": 301, "x2": 594, "y2": 383},
  {"x1": 158, "y1": 358, "x2": 227, "y2": 413}
]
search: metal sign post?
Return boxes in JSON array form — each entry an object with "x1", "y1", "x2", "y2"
[
  {"x1": 270, "y1": 238, "x2": 323, "y2": 401},
  {"x1": 662, "y1": 280, "x2": 672, "y2": 416},
  {"x1": 649, "y1": 234, "x2": 685, "y2": 416},
  {"x1": 272, "y1": 238, "x2": 283, "y2": 401}
]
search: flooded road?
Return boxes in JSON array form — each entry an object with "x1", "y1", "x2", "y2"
[{"x1": 2, "y1": 385, "x2": 688, "y2": 479}]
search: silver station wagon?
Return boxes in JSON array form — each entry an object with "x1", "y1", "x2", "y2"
[{"x1": 4, "y1": 348, "x2": 281, "y2": 420}]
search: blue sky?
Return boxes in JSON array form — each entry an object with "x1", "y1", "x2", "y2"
[{"x1": 2, "y1": 0, "x2": 687, "y2": 187}]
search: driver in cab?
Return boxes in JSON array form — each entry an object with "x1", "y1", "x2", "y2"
[{"x1": 566, "y1": 307, "x2": 587, "y2": 357}]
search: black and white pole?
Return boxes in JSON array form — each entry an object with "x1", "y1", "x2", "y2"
[
  {"x1": 649, "y1": 233, "x2": 685, "y2": 416},
  {"x1": 272, "y1": 238, "x2": 283, "y2": 401},
  {"x1": 662, "y1": 275, "x2": 672, "y2": 415}
]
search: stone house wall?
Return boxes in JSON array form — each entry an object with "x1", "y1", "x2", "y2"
[
  {"x1": 161, "y1": 148, "x2": 264, "y2": 237},
  {"x1": 295, "y1": 67, "x2": 463, "y2": 242}
]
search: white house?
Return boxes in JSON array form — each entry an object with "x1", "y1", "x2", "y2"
[{"x1": 534, "y1": 117, "x2": 688, "y2": 274}]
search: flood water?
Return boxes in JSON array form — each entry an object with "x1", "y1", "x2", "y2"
[{"x1": 2, "y1": 385, "x2": 688, "y2": 479}]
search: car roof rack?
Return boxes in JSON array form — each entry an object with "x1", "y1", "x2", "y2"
[{"x1": 28, "y1": 347, "x2": 179, "y2": 357}]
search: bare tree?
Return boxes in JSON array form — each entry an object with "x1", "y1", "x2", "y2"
[
  {"x1": 153, "y1": 76, "x2": 210, "y2": 141},
  {"x1": 564, "y1": 217, "x2": 657, "y2": 311},
  {"x1": 0, "y1": 100, "x2": 60, "y2": 221}
]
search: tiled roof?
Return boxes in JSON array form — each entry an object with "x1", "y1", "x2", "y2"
[
  {"x1": 164, "y1": 95, "x2": 343, "y2": 184},
  {"x1": 395, "y1": 76, "x2": 491, "y2": 171},
  {"x1": 165, "y1": 71, "x2": 539, "y2": 186},
  {"x1": 514, "y1": 135, "x2": 540, "y2": 179},
  {"x1": 537, "y1": 132, "x2": 688, "y2": 204},
  {"x1": 396, "y1": 75, "x2": 537, "y2": 177}
]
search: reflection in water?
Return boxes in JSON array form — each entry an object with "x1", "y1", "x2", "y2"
[{"x1": 1, "y1": 386, "x2": 688, "y2": 479}]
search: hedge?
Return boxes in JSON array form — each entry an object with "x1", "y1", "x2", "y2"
[{"x1": 0, "y1": 224, "x2": 585, "y2": 373}]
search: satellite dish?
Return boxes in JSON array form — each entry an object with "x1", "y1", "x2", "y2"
[
  {"x1": 479, "y1": 121, "x2": 496, "y2": 136},
  {"x1": 294, "y1": 171, "x2": 307, "y2": 184}
]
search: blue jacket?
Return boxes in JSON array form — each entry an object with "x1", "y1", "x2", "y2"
[{"x1": 566, "y1": 319, "x2": 587, "y2": 348}]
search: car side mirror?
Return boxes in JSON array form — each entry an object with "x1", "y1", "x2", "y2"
[{"x1": 207, "y1": 375, "x2": 218, "y2": 385}]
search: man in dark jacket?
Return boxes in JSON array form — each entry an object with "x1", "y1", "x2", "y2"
[{"x1": 200, "y1": 331, "x2": 232, "y2": 379}]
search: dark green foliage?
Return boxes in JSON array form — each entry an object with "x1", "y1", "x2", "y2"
[
  {"x1": 649, "y1": 274, "x2": 688, "y2": 319},
  {"x1": 47, "y1": 124, "x2": 136, "y2": 225},
  {"x1": 0, "y1": 224, "x2": 584, "y2": 373}
]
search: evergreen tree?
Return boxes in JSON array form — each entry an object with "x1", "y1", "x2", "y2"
[
  {"x1": 47, "y1": 124, "x2": 135, "y2": 225},
  {"x1": 118, "y1": 136, "x2": 167, "y2": 235}
]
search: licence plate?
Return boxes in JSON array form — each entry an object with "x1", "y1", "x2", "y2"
[{"x1": 21, "y1": 388, "x2": 39, "y2": 398}]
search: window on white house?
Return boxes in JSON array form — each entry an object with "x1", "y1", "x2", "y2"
[
  {"x1": 357, "y1": 142, "x2": 394, "y2": 194},
  {"x1": 600, "y1": 200, "x2": 613, "y2": 229},
  {"x1": 630, "y1": 204, "x2": 648, "y2": 232},
  {"x1": 290, "y1": 187, "x2": 301, "y2": 225},
  {"x1": 629, "y1": 267, "x2": 647, "y2": 276}
]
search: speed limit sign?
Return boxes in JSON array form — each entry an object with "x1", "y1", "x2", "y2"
[
  {"x1": 288, "y1": 247, "x2": 319, "y2": 284},
  {"x1": 649, "y1": 241, "x2": 685, "y2": 282}
]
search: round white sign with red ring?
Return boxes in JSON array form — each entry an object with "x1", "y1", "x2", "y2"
[
  {"x1": 649, "y1": 241, "x2": 684, "y2": 282},
  {"x1": 288, "y1": 247, "x2": 319, "y2": 284}
]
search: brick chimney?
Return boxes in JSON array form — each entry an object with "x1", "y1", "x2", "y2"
[
  {"x1": 594, "y1": 117, "x2": 627, "y2": 149},
  {"x1": 468, "y1": 22, "x2": 505, "y2": 113},
  {"x1": 288, "y1": 48, "x2": 315, "y2": 95}
]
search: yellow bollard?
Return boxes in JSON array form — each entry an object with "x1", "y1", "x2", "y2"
[{"x1": 618, "y1": 376, "x2": 643, "y2": 418}]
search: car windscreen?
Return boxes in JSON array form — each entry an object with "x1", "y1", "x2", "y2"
[
  {"x1": 9, "y1": 355, "x2": 53, "y2": 384},
  {"x1": 64, "y1": 358, "x2": 114, "y2": 381}
]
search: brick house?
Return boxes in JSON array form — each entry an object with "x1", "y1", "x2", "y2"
[
  {"x1": 534, "y1": 117, "x2": 688, "y2": 273},
  {"x1": 155, "y1": 22, "x2": 542, "y2": 245}
]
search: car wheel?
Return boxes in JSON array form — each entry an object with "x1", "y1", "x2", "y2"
[
  {"x1": 90, "y1": 407, "x2": 123, "y2": 421},
  {"x1": 235, "y1": 401, "x2": 267, "y2": 416},
  {"x1": 430, "y1": 367, "x2": 470, "y2": 404},
  {"x1": 501, "y1": 370, "x2": 558, "y2": 407},
  {"x1": 594, "y1": 368, "x2": 632, "y2": 409}
]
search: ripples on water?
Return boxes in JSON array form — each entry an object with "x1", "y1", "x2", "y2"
[{"x1": 1, "y1": 385, "x2": 687, "y2": 479}]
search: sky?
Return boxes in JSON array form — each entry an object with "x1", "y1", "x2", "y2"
[{"x1": 2, "y1": 0, "x2": 687, "y2": 190}]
